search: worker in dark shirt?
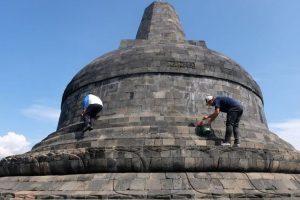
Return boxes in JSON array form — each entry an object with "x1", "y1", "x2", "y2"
[{"x1": 203, "y1": 95, "x2": 243, "y2": 147}]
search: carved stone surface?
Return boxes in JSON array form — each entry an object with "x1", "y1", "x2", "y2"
[
  {"x1": 1, "y1": 172, "x2": 300, "y2": 199},
  {"x1": 1, "y1": 146, "x2": 300, "y2": 176}
]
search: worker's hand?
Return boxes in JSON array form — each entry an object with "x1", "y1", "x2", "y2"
[{"x1": 202, "y1": 116, "x2": 209, "y2": 120}]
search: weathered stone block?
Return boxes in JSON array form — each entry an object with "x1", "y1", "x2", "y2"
[{"x1": 130, "y1": 179, "x2": 146, "y2": 190}]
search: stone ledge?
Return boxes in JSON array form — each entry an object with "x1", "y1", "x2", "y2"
[
  {"x1": 1, "y1": 146, "x2": 300, "y2": 176},
  {"x1": 1, "y1": 172, "x2": 300, "y2": 199}
]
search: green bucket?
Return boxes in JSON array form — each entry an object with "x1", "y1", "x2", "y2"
[{"x1": 197, "y1": 124, "x2": 212, "y2": 136}]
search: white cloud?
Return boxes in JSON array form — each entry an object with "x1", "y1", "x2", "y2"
[
  {"x1": 269, "y1": 119, "x2": 300, "y2": 151},
  {"x1": 21, "y1": 104, "x2": 60, "y2": 122},
  {"x1": 0, "y1": 132, "x2": 31, "y2": 159}
]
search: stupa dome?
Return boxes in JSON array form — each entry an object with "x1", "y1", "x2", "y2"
[{"x1": 1, "y1": 0, "x2": 298, "y2": 179}]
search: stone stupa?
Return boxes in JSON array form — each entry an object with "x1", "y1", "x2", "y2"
[{"x1": 1, "y1": 2, "x2": 300, "y2": 199}]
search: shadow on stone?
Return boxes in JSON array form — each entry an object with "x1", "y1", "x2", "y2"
[
  {"x1": 75, "y1": 131, "x2": 84, "y2": 140},
  {"x1": 188, "y1": 122, "x2": 195, "y2": 127},
  {"x1": 195, "y1": 126, "x2": 223, "y2": 145}
]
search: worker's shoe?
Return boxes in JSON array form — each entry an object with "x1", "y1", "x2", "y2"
[
  {"x1": 83, "y1": 125, "x2": 92, "y2": 132},
  {"x1": 221, "y1": 142, "x2": 231, "y2": 146},
  {"x1": 233, "y1": 143, "x2": 240, "y2": 147}
]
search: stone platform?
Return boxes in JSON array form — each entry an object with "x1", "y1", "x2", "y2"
[{"x1": 1, "y1": 172, "x2": 300, "y2": 199}]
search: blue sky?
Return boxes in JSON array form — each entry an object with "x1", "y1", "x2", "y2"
[{"x1": 0, "y1": 0, "x2": 299, "y2": 156}]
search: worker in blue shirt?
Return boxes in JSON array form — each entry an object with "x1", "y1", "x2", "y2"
[
  {"x1": 81, "y1": 94, "x2": 103, "y2": 132},
  {"x1": 203, "y1": 95, "x2": 243, "y2": 147}
]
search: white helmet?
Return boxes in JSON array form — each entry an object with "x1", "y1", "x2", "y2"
[{"x1": 205, "y1": 95, "x2": 214, "y2": 104}]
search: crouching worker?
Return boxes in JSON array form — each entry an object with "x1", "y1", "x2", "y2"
[
  {"x1": 203, "y1": 95, "x2": 243, "y2": 147},
  {"x1": 81, "y1": 94, "x2": 103, "y2": 132}
]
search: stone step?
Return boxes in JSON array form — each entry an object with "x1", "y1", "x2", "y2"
[
  {"x1": 34, "y1": 122, "x2": 281, "y2": 152},
  {"x1": 57, "y1": 115, "x2": 266, "y2": 137},
  {"x1": 33, "y1": 136, "x2": 222, "y2": 152}
]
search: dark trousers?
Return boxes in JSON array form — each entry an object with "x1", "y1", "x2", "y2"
[
  {"x1": 225, "y1": 107, "x2": 243, "y2": 144},
  {"x1": 83, "y1": 104, "x2": 103, "y2": 127}
]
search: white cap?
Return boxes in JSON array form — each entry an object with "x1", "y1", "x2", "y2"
[{"x1": 205, "y1": 95, "x2": 214, "y2": 103}]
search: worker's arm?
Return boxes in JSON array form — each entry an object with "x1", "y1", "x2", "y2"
[
  {"x1": 81, "y1": 109, "x2": 86, "y2": 116},
  {"x1": 203, "y1": 108, "x2": 220, "y2": 124}
]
